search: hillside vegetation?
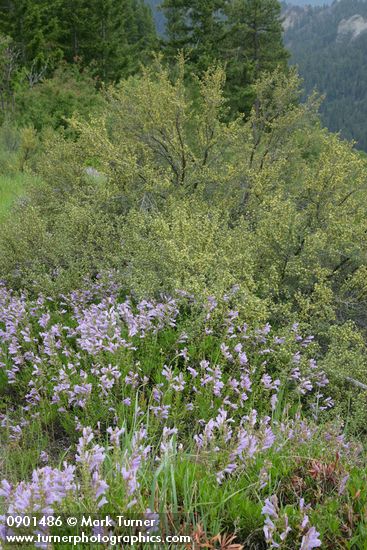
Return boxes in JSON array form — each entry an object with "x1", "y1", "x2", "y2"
[
  {"x1": 0, "y1": 174, "x2": 30, "y2": 222},
  {"x1": 1, "y1": 1, "x2": 367, "y2": 549},
  {"x1": 284, "y1": 0, "x2": 367, "y2": 150}
]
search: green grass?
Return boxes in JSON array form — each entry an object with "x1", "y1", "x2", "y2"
[{"x1": 0, "y1": 173, "x2": 35, "y2": 222}]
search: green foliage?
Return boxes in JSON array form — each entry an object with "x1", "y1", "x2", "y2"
[
  {"x1": 120, "y1": 197, "x2": 258, "y2": 303},
  {"x1": 0, "y1": 0, "x2": 157, "y2": 82},
  {"x1": 0, "y1": 34, "x2": 19, "y2": 121},
  {"x1": 0, "y1": 0, "x2": 64, "y2": 71},
  {"x1": 320, "y1": 323, "x2": 367, "y2": 434},
  {"x1": 57, "y1": 0, "x2": 158, "y2": 82},
  {"x1": 2, "y1": 58, "x2": 367, "y2": 433},
  {"x1": 1, "y1": 25, "x2": 367, "y2": 545},
  {"x1": 161, "y1": 0, "x2": 288, "y2": 113},
  {"x1": 2, "y1": 1, "x2": 367, "y2": 547},
  {"x1": 223, "y1": 0, "x2": 289, "y2": 112},
  {"x1": 161, "y1": 0, "x2": 225, "y2": 72},
  {"x1": 0, "y1": 60, "x2": 362, "y2": 304},
  {"x1": 0, "y1": 172, "x2": 37, "y2": 223},
  {"x1": 13, "y1": 63, "x2": 105, "y2": 132},
  {"x1": 0, "y1": 122, "x2": 40, "y2": 172}
]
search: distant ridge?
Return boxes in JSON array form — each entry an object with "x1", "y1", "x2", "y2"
[
  {"x1": 283, "y1": 0, "x2": 367, "y2": 150},
  {"x1": 286, "y1": 0, "x2": 332, "y2": 5}
]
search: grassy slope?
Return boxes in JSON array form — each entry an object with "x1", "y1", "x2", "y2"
[{"x1": 0, "y1": 173, "x2": 33, "y2": 223}]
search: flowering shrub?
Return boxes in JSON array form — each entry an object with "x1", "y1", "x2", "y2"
[{"x1": 0, "y1": 281, "x2": 366, "y2": 547}]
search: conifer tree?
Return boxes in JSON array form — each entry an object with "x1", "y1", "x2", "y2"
[
  {"x1": 0, "y1": 0, "x2": 157, "y2": 82},
  {"x1": 0, "y1": 0, "x2": 63, "y2": 70},
  {"x1": 112, "y1": 0, "x2": 157, "y2": 81},
  {"x1": 161, "y1": 0, "x2": 224, "y2": 73},
  {"x1": 222, "y1": 0, "x2": 288, "y2": 112},
  {"x1": 161, "y1": 0, "x2": 288, "y2": 114},
  {"x1": 61, "y1": 0, "x2": 157, "y2": 81},
  {"x1": 57, "y1": 0, "x2": 91, "y2": 63}
]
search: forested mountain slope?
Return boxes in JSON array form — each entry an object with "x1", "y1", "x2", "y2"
[{"x1": 283, "y1": 0, "x2": 367, "y2": 149}]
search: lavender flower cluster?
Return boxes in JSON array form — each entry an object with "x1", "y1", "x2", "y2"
[
  {"x1": 0, "y1": 282, "x2": 351, "y2": 547},
  {"x1": 262, "y1": 495, "x2": 322, "y2": 549}
]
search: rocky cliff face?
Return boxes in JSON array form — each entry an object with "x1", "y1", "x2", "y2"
[{"x1": 337, "y1": 14, "x2": 367, "y2": 40}]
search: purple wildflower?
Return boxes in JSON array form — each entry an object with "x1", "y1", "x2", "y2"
[{"x1": 301, "y1": 526, "x2": 322, "y2": 549}]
